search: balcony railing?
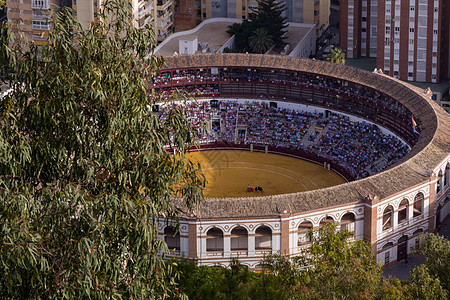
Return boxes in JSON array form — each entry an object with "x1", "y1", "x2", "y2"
[
  {"x1": 32, "y1": 0, "x2": 50, "y2": 10},
  {"x1": 377, "y1": 214, "x2": 425, "y2": 240},
  {"x1": 32, "y1": 24, "x2": 50, "y2": 31},
  {"x1": 32, "y1": 34, "x2": 49, "y2": 41}
]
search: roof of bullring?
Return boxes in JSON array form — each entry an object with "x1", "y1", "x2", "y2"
[{"x1": 162, "y1": 54, "x2": 450, "y2": 219}]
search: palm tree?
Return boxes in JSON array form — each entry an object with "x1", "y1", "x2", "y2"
[
  {"x1": 249, "y1": 28, "x2": 274, "y2": 54},
  {"x1": 327, "y1": 48, "x2": 346, "y2": 65}
]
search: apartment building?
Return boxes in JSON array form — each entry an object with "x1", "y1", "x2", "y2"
[
  {"x1": 340, "y1": 0, "x2": 450, "y2": 84},
  {"x1": 176, "y1": 0, "x2": 329, "y2": 36},
  {"x1": 73, "y1": 0, "x2": 174, "y2": 42},
  {"x1": 6, "y1": 0, "x2": 61, "y2": 45},
  {"x1": 6, "y1": 0, "x2": 174, "y2": 43},
  {"x1": 339, "y1": 0, "x2": 378, "y2": 58}
]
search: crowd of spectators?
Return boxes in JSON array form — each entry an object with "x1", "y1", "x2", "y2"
[
  {"x1": 153, "y1": 69, "x2": 409, "y2": 111},
  {"x1": 160, "y1": 100, "x2": 410, "y2": 180}
]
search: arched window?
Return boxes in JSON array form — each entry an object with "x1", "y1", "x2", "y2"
[
  {"x1": 319, "y1": 216, "x2": 334, "y2": 228},
  {"x1": 413, "y1": 193, "x2": 424, "y2": 217},
  {"x1": 230, "y1": 226, "x2": 248, "y2": 251},
  {"x1": 382, "y1": 242, "x2": 394, "y2": 250},
  {"x1": 340, "y1": 213, "x2": 356, "y2": 233},
  {"x1": 437, "y1": 174, "x2": 442, "y2": 193},
  {"x1": 164, "y1": 226, "x2": 180, "y2": 251},
  {"x1": 298, "y1": 221, "x2": 313, "y2": 246},
  {"x1": 398, "y1": 199, "x2": 409, "y2": 223},
  {"x1": 255, "y1": 226, "x2": 272, "y2": 250},
  {"x1": 206, "y1": 227, "x2": 224, "y2": 252},
  {"x1": 382, "y1": 206, "x2": 393, "y2": 231},
  {"x1": 413, "y1": 229, "x2": 423, "y2": 236}
]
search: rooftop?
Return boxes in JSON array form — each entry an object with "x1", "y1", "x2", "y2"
[
  {"x1": 154, "y1": 18, "x2": 239, "y2": 57},
  {"x1": 154, "y1": 19, "x2": 316, "y2": 57}
]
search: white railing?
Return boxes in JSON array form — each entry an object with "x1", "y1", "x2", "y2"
[
  {"x1": 377, "y1": 214, "x2": 425, "y2": 239},
  {"x1": 32, "y1": 24, "x2": 51, "y2": 31},
  {"x1": 230, "y1": 250, "x2": 248, "y2": 256},
  {"x1": 32, "y1": 0, "x2": 50, "y2": 10},
  {"x1": 206, "y1": 250, "x2": 223, "y2": 257},
  {"x1": 32, "y1": 34, "x2": 49, "y2": 41}
]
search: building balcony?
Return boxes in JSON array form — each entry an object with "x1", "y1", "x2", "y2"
[
  {"x1": 377, "y1": 214, "x2": 425, "y2": 240},
  {"x1": 32, "y1": 34, "x2": 49, "y2": 41},
  {"x1": 32, "y1": 0, "x2": 50, "y2": 10},
  {"x1": 32, "y1": 24, "x2": 50, "y2": 31},
  {"x1": 157, "y1": 0, "x2": 172, "y2": 11},
  {"x1": 32, "y1": 14, "x2": 49, "y2": 21}
]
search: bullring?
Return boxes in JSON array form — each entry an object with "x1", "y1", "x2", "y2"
[{"x1": 154, "y1": 53, "x2": 450, "y2": 269}]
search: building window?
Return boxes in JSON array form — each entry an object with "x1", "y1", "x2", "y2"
[
  {"x1": 413, "y1": 193, "x2": 424, "y2": 217},
  {"x1": 383, "y1": 206, "x2": 394, "y2": 231},
  {"x1": 298, "y1": 221, "x2": 313, "y2": 246},
  {"x1": 408, "y1": 72, "x2": 413, "y2": 77},
  {"x1": 409, "y1": 39, "x2": 414, "y2": 44},
  {"x1": 340, "y1": 213, "x2": 356, "y2": 233},
  {"x1": 394, "y1": 27, "x2": 399, "y2": 32},
  {"x1": 164, "y1": 226, "x2": 180, "y2": 251},
  {"x1": 231, "y1": 226, "x2": 248, "y2": 250},
  {"x1": 398, "y1": 199, "x2": 408, "y2": 223},
  {"x1": 206, "y1": 227, "x2": 224, "y2": 251},
  {"x1": 255, "y1": 226, "x2": 272, "y2": 250},
  {"x1": 409, "y1": 28, "x2": 414, "y2": 33}
]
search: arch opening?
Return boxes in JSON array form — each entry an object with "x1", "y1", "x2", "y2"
[
  {"x1": 231, "y1": 226, "x2": 248, "y2": 251},
  {"x1": 340, "y1": 213, "x2": 356, "y2": 233},
  {"x1": 398, "y1": 199, "x2": 409, "y2": 224},
  {"x1": 413, "y1": 193, "x2": 424, "y2": 218},
  {"x1": 298, "y1": 221, "x2": 313, "y2": 246},
  {"x1": 255, "y1": 226, "x2": 272, "y2": 250},
  {"x1": 206, "y1": 227, "x2": 224, "y2": 252},
  {"x1": 383, "y1": 206, "x2": 394, "y2": 231},
  {"x1": 164, "y1": 226, "x2": 180, "y2": 251}
]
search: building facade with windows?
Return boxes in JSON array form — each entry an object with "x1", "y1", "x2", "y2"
[
  {"x1": 151, "y1": 53, "x2": 450, "y2": 269},
  {"x1": 339, "y1": 0, "x2": 378, "y2": 58},
  {"x1": 340, "y1": 0, "x2": 450, "y2": 84},
  {"x1": 176, "y1": 0, "x2": 329, "y2": 36},
  {"x1": 6, "y1": 0, "x2": 174, "y2": 43},
  {"x1": 6, "y1": 0, "x2": 60, "y2": 45}
]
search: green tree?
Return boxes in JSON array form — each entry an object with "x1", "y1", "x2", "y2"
[
  {"x1": 252, "y1": 0, "x2": 288, "y2": 48},
  {"x1": 407, "y1": 265, "x2": 448, "y2": 300},
  {"x1": 0, "y1": 0, "x2": 204, "y2": 298},
  {"x1": 227, "y1": 0, "x2": 287, "y2": 53},
  {"x1": 297, "y1": 222, "x2": 403, "y2": 299},
  {"x1": 226, "y1": 20, "x2": 255, "y2": 53},
  {"x1": 249, "y1": 28, "x2": 274, "y2": 54},
  {"x1": 326, "y1": 47, "x2": 346, "y2": 65},
  {"x1": 415, "y1": 233, "x2": 450, "y2": 293}
]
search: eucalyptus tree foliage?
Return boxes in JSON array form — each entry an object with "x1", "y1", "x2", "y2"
[{"x1": 0, "y1": 0, "x2": 205, "y2": 298}]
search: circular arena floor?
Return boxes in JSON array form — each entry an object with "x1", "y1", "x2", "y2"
[{"x1": 188, "y1": 150, "x2": 346, "y2": 198}]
